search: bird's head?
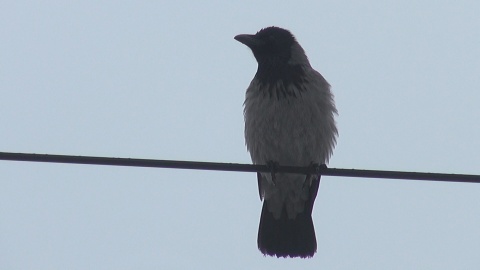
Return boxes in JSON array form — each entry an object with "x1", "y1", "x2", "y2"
[{"x1": 234, "y1": 26, "x2": 309, "y2": 67}]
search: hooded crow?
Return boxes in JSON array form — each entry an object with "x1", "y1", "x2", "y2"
[{"x1": 235, "y1": 26, "x2": 338, "y2": 258}]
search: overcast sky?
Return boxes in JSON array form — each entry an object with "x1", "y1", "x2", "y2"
[{"x1": 1, "y1": 1, "x2": 480, "y2": 269}]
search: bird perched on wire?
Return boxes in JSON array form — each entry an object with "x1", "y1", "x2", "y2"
[{"x1": 234, "y1": 26, "x2": 338, "y2": 258}]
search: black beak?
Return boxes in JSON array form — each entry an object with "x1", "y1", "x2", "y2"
[{"x1": 234, "y1": 34, "x2": 264, "y2": 48}]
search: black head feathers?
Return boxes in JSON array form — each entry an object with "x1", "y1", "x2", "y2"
[{"x1": 234, "y1": 26, "x2": 299, "y2": 64}]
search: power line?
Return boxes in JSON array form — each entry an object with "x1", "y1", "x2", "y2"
[{"x1": 0, "y1": 151, "x2": 479, "y2": 183}]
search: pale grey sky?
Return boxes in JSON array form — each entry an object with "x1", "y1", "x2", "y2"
[{"x1": 1, "y1": 1, "x2": 480, "y2": 269}]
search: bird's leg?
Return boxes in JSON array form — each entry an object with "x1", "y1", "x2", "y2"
[
  {"x1": 303, "y1": 163, "x2": 326, "y2": 188},
  {"x1": 266, "y1": 161, "x2": 279, "y2": 186}
]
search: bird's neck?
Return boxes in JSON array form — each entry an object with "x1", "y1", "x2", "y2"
[{"x1": 254, "y1": 60, "x2": 307, "y2": 87}]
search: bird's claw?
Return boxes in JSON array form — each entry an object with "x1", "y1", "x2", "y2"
[
  {"x1": 266, "y1": 161, "x2": 279, "y2": 186},
  {"x1": 303, "y1": 163, "x2": 327, "y2": 188}
]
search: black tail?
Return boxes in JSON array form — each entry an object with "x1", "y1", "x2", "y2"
[{"x1": 257, "y1": 176, "x2": 320, "y2": 258}]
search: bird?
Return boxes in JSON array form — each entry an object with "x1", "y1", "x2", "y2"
[{"x1": 234, "y1": 26, "x2": 338, "y2": 258}]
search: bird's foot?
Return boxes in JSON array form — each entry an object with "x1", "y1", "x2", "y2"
[
  {"x1": 303, "y1": 163, "x2": 327, "y2": 188},
  {"x1": 266, "y1": 161, "x2": 279, "y2": 186}
]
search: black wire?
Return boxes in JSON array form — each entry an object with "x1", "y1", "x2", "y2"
[{"x1": 1, "y1": 151, "x2": 479, "y2": 183}]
